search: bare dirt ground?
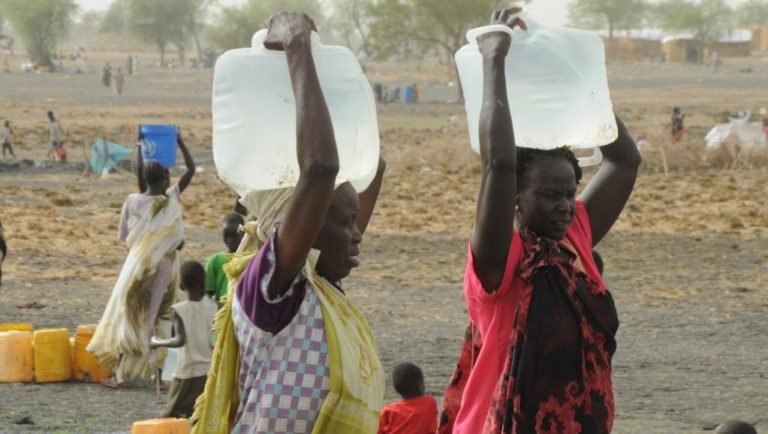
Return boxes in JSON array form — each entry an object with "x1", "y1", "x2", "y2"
[{"x1": 0, "y1": 50, "x2": 767, "y2": 433}]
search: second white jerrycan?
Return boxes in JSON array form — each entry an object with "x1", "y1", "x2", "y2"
[
  {"x1": 212, "y1": 29, "x2": 380, "y2": 196},
  {"x1": 455, "y1": 11, "x2": 616, "y2": 166}
]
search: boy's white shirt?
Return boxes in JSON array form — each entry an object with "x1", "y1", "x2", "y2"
[{"x1": 171, "y1": 296, "x2": 218, "y2": 379}]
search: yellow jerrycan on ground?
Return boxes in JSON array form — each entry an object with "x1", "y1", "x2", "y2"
[
  {"x1": 0, "y1": 331, "x2": 34, "y2": 382},
  {"x1": 72, "y1": 324, "x2": 112, "y2": 382},
  {"x1": 131, "y1": 418, "x2": 190, "y2": 434},
  {"x1": 33, "y1": 328, "x2": 72, "y2": 383}
]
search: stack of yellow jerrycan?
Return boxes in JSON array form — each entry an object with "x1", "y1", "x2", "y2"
[
  {"x1": 33, "y1": 328, "x2": 72, "y2": 383},
  {"x1": 0, "y1": 323, "x2": 111, "y2": 383},
  {"x1": 72, "y1": 324, "x2": 111, "y2": 382},
  {"x1": 131, "y1": 418, "x2": 190, "y2": 434},
  {"x1": 0, "y1": 326, "x2": 34, "y2": 382}
]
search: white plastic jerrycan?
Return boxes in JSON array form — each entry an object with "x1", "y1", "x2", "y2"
[
  {"x1": 212, "y1": 29, "x2": 380, "y2": 196},
  {"x1": 455, "y1": 11, "x2": 616, "y2": 166}
]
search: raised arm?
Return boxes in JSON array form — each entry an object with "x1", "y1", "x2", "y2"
[
  {"x1": 234, "y1": 196, "x2": 248, "y2": 216},
  {"x1": 176, "y1": 131, "x2": 196, "y2": 194},
  {"x1": 267, "y1": 12, "x2": 339, "y2": 294},
  {"x1": 470, "y1": 8, "x2": 526, "y2": 292},
  {"x1": 579, "y1": 116, "x2": 641, "y2": 246},
  {"x1": 356, "y1": 157, "x2": 386, "y2": 235},
  {"x1": 136, "y1": 131, "x2": 147, "y2": 193}
]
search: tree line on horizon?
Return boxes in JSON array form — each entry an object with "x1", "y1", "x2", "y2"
[{"x1": 0, "y1": 0, "x2": 766, "y2": 68}]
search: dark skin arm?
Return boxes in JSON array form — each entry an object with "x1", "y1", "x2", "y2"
[
  {"x1": 234, "y1": 197, "x2": 248, "y2": 215},
  {"x1": 266, "y1": 12, "x2": 340, "y2": 294},
  {"x1": 176, "y1": 131, "x2": 195, "y2": 194},
  {"x1": 356, "y1": 157, "x2": 386, "y2": 235},
  {"x1": 471, "y1": 8, "x2": 527, "y2": 292},
  {"x1": 135, "y1": 133, "x2": 147, "y2": 193},
  {"x1": 579, "y1": 116, "x2": 641, "y2": 246},
  {"x1": 149, "y1": 312, "x2": 186, "y2": 349}
]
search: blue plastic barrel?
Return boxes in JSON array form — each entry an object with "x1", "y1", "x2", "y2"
[
  {"x1": 140, "y1": 124, "x2": 177, "y2": 168},
  {"x1": 403, "y1": 86, "x2": 416, "y2": 104}
]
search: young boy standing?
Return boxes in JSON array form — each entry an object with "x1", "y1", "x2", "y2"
[
  {"x1": 378, "y1": 362, "x2": 438, "y2": 434},
  {"x1": 205, "y1": 213, "x2": 244, "y2": 307},
  {"x1": 150, "y1": 260, "x2": 217, "y2": 418}
]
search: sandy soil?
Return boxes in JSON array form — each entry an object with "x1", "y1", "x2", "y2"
[{"x1": 0, "y1": 50, "x2": 767, "y2": 433}]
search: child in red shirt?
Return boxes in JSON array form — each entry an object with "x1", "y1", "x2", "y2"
[{"x1": 378, "y1": 362, "x2": 438, "y2": 434}]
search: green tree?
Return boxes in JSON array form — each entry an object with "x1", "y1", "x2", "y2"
[
  {"x1": 368, "y1": 0, "x2": 506, "y2": 60},
  {"x1": 0, "y1": 16, "x2": 14, "y2": 54},
  {"x1": 735, "y1": 0, "x2": 768, "y2": 27},
  {"x1": 328, "y1": 0, "x2": 375, "y2": 57},
  {"x1": 207, "y1": 0, "x2": 323, "y2": 51},
  {"x1": 128, "y1": 0, "x2": 190, "y2": 65},
  {"x1": 100, "y1": 0, "x2": 129, "y2": 34},
  {"x1": 0, "y1": 0, "x2": 78, "y2": 66},
  {"x1": 654, "y1": 0, "x2": 732, "y2": 45},
  {"x1": 182, "y1": 0, "x2": 215, "y2": 61},
  {"x1": 367, "y1": 0, "x2": 507, "y2": 98},
  {"x1": 568, "y1": 0, "x2": 646, "y2": 38}
]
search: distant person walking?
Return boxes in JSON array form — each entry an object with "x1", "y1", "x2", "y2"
[
  {"x1": 1, "y1": 120, "x2": 15, "y2": 160},
  {"x1": 47, "y1": 111, "x2": 66, "y2": 162},
  {"x1": 710, "y1": 50, "x2": 721, "y2": 73},
  {"x1": 114, "y1": 68, "x2": 125, "y2": 96},
  {"x1": 127, "y1": 55, "x2": 134, "y2": 75},
  {"x1": 102, "y1": 62, "x2": 112, "y2": 87},
  {"x1": 671, "y1": 107, "x2": 685, "y2": 143},
  {"x1": 760, "y1": 107, "x2": 768, "y2": 144}
]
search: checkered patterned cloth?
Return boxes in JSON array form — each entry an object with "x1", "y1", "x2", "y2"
[{"x1": 232, "y1": 289, "x2": 330, "y2": 433}]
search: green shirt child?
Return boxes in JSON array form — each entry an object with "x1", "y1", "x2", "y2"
[{"x1": 205, "y1": 213, "x2": 244, "y2": 307}]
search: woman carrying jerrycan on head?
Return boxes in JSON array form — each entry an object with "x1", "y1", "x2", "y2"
[
  {"x1": 193, "y1": 11, "x2": 388, "y2": 434},
  {"x1": 440, "y1": 7, "x2": 640, "y2": 434}
]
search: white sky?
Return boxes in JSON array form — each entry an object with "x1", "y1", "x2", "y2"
[{"x1": 75, "y1": 0, "x2": 750, "y2": 27}]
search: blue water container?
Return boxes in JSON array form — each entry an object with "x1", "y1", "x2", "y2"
[
  {"x1": 140, "y1": 124, "x2": 177, "y2": 168},
  {"x1": 403, "y1": 86, "x2": 416, "y2": 104}
]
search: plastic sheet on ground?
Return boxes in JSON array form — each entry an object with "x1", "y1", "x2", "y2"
[{"x1": 90, "y1": 139, "x2": 133, "y2": 175}]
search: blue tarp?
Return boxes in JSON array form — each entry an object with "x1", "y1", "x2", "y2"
[{"x1": 90, "y1": 139, "x2": 133, "y2": 174}]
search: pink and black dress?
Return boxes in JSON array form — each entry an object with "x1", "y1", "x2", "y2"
[{"x1": 440, "y1": 201, "x2": 618, "y2": 434}]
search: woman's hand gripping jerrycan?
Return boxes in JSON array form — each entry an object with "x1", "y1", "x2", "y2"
[
  {"x1": 455, "y1": 11, "x2": 617, "y2": 166},
  {"x1": 212, "y1": 29, "x2": 380, "y2": 196}
]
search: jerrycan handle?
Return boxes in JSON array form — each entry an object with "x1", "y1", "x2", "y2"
[
  {"x1": 466, "y1": 23, "x2": 522, "y2": 44},
  {"x1": 251, "y1": 28, "x2": 321, "y2": 51},
  {"x1": 578, "y1": 148, "x2": 603, "y2": 167}
]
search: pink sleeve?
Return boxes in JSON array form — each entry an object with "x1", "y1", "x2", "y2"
[
  {"x1": 465, "y1": 230, "x2": 524, "y2": 302},
  {"x1": 569, "y1": 200, "x2": 593, "y2": 247},
  {"x1": 567, "y1": 200, "x2": 605, "y2": 288}
]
